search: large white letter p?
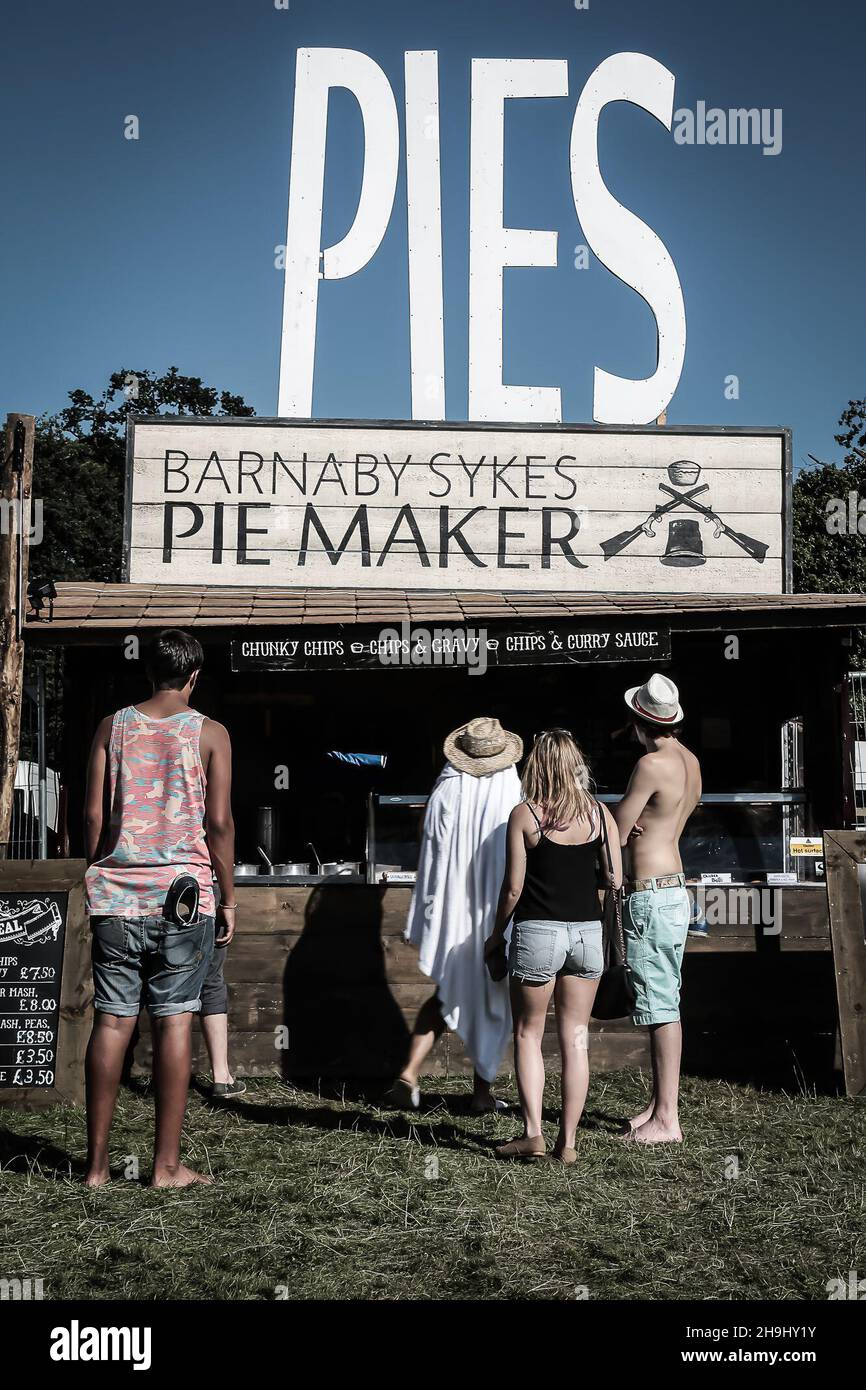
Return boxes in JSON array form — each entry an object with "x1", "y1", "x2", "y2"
[{"x1": 278, "y1": 48, "x2": 399, "y2": 417}]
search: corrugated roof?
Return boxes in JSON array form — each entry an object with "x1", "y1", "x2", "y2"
[{"x1": 21, "y1": 582, "x2": 866, "y2": 637}]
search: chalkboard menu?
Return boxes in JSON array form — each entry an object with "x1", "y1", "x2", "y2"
[{"x1": 0, "y1": 893, "x2": 67, "y2": 1089}]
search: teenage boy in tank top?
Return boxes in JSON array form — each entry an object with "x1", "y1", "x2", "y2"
[
  {"x1": 83, "y1": 629, "x2": 236, "y2": 1187},
  {"x1": 614, "y1": 674, "x2": 701, "y2": 1145}
]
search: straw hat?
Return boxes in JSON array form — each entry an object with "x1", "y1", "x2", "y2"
[
  {"x1": 443, "y1": 716, "x2": 523, "y2": 776},
  {"x1": 624, "y1": 673, "x2": 684, "y2": 727}
]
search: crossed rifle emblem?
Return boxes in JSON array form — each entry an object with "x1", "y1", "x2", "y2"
[{"x1": 600, "y1": 460, "x2": 768, "y2": 565}]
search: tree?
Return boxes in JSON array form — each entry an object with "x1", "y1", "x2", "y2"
[
  {"x1": 793, "y1": 397, "x2": 866, "y2": 670},
  {"x1": 31, "y1": 368, "x2": 254, "y2": 584},
  {"x1": 793, "y1": 398, "x2": 866, "y2": 596}
]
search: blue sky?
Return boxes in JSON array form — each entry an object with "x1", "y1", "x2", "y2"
[{"x1": 1, "y1": 0, "x2": 863, "y2": 470}]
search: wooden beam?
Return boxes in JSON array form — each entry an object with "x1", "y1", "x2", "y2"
[{"x1": 0, "y1": 414, "x2": 35, "y2": 856}]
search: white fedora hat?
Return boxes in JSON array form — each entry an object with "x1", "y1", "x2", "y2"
[
  {"x1": 443, "y1": 716, "x2": 523, "y2": 776},
  {"x1": 624, "y1": 673, "x2": 684, "y2": 727}
]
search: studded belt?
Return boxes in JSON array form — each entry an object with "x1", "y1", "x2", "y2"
[{"x1": 629, "y1": 873, "x2": 686, "y2": 893}]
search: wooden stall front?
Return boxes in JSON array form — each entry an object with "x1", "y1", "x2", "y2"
[
  {"x1": 5, "y1": 583, "x2": 861, "y2": 1101},
  {"x1": 129, "y1": 881, "x2": 836, "y2": 1090}
]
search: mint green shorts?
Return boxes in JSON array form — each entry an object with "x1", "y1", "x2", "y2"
[{"x1": 624, "y1": 887, "x2": 690, "y2": 1026}]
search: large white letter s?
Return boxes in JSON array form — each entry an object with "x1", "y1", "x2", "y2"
[{"x1": 571, "y1": 53, "x2": 686, "y2": 425}]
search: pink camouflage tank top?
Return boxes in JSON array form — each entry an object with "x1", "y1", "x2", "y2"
[{"x1": 85, "y1": 706, "x2": 216, "y2": 918}]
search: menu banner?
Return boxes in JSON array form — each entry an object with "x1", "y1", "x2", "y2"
[{"x1": 231, "y1": 620, "x2": 671, "y2": 673}]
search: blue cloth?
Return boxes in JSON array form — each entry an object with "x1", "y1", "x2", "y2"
[{"x1": 326, "y1": 751, "x2": 387, "y2": 768}]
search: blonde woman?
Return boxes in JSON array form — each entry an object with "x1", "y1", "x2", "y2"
[{"x1": 485, "y1": 729, "x2": 622, "y2": 1163}]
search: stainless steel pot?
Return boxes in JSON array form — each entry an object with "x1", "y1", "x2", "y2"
[
  {"x1": 234, "y1": 862, "x2": 259, "y2": 877},
  {"x1": 307, "y1": 841, "x2": 362, "y2": 877},
  {"x1": 258, "y1": 846, "x2": 311, "y2": 877}
]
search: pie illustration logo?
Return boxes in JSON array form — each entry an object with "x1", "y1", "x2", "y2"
[{"x1": 0, "y1": 897, "x2": 62, "y2": 946}]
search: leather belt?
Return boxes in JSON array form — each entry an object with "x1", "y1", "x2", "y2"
[{"x1": 629, "y1": 873, "x2": 686, "y2": 892}]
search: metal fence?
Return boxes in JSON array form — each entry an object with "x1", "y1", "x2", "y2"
[
  {"x1": 847, "y1": 671, "x2": 866, "y2": 825},
  {"x1": 4, "y1": 655, "x2": 63, "y2": 859}
]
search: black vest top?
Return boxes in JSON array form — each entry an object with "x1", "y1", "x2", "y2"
[{"x1": 513, "y1": 803, "x2": 603, "y2": 925}]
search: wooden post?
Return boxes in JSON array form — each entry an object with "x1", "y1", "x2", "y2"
[
  {"x1": 824, "y1": 829, "x2": 866, "y2": 1097},
  {"x1": 0, "y1": 413, "x2": 35, "y2": 857}
]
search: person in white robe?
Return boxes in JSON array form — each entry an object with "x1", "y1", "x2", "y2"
[{"x1": 384, "y1": 717, "x2": 523, "y2": 1111}]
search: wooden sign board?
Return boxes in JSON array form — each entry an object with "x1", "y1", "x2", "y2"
[
  {"x1": 0, "y1": 862, "x2": 91, "y2": 1109},
  {"x1": 125, "y1": 420, "x2": 791, "y2": 594},
  {"x1": 231, "y1": 620, "x2": 671, "y2": 673}
]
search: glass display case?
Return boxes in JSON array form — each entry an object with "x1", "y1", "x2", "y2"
[
  {"x1": 366, "y1": 794, "x2": 427, "y2": 884},
  {"x1": 366, "y1": 791, "x2": 814, "y2": 885},
  {"x1": 601, "y1": 792, "x2": 813, "y2": 883}
]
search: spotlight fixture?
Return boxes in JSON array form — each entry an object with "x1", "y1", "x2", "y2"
[{"x1": 27, "y1": 577, "x2": 57, "y2": 622}]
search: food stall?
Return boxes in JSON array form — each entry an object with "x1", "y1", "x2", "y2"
[
  {"x1": 19, "y1": 582, "x2": 863, "y2": 1088},
  {"x1": 5, "y1": 418, "x2": 864, "y2": 1094}
]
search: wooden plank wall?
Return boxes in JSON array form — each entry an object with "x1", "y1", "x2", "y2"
[
  {"x1": 0, "y1": 866, "x2": 838, "y2": 1097},
  {"x1": 128, "y1": 883, "x2": 838, "y2": 1092}
]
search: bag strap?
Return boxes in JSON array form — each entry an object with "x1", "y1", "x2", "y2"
[
  {"x1": 595, "y1": 799, "x2": 625, "y2": 947},
  {"x1": 595, "y1": 798, "x2": 615, "y2": 887}
]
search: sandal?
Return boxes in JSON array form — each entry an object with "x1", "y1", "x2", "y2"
[{"x1": 494, "y1": 1135, "x2": 546, "y2": 1161}]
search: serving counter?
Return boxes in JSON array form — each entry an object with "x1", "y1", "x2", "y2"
[
  {"x1": 200, "y1": 878, "x2": 836, "y2": 1086},
  {"x1": 0, "y1": 856, "x2": 843, "y2": 1105}
]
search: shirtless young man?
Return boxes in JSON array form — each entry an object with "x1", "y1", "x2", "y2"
[{"x1": 613, "y1": 674, "x2": 701, "y2": 1145}]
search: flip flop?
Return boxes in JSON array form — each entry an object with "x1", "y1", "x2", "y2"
[
  {"x1": 469, "y1": 1096, "x2": 510, "y2": 1114},
  {"x1": 382, "y1": 1078, "x2": 421, "y2": 1110}
]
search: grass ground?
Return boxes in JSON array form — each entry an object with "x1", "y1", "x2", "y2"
[{"x1": 1, "y1": 1071, "x2": 863, "y2": 1301}]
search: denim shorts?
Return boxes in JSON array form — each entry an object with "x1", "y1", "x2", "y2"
[
  {"x1": 509, "y1": 919, "x2": 604, "y2": 984},
  {"x1": 90, "y1": 914, "x2": 215, "y2": 1018},
  {"x1": 200, "y1": 941, "x2": 228, "y2": 1017},
  {"x1": 624, "y1": 887, "x2": 690, "y2": 1026}
]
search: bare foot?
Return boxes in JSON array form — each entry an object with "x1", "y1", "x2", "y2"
[
  {"x1": 621, "y1": 1116, "x2": 683, "y2": 1145},
  {"x1": 149, "y1": 1163, "x2": 213, "y2": 1188},
  {"x1": 84, "y1": 1167, "x2": 111, "y2": 1188}
]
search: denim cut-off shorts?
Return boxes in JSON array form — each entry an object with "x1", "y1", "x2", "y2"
[
  {"x1": 200, "y1": 942, "x2": 228, "y2": 1016},
  {"x1": 623, "y1": 887, "x2": 690, "y2": 1026},
  {"x1": 509, "y1": 919, "x2": 604, "y2": 985},
  {"x1": 90, "y1": 914, "x2": 215, "y2": 1018}
]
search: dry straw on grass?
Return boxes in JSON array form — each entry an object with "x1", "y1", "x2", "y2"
[{"x1": 1, "y1": 1072, "x2": 863, "y2": 1301}]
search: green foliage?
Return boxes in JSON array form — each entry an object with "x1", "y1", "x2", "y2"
[
  {"x1": 793, "y1": 397, "x2": 866, "y2": 595},
  {"x1": 32, "y1": 368, "x2": 254, "y2": 583}
]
